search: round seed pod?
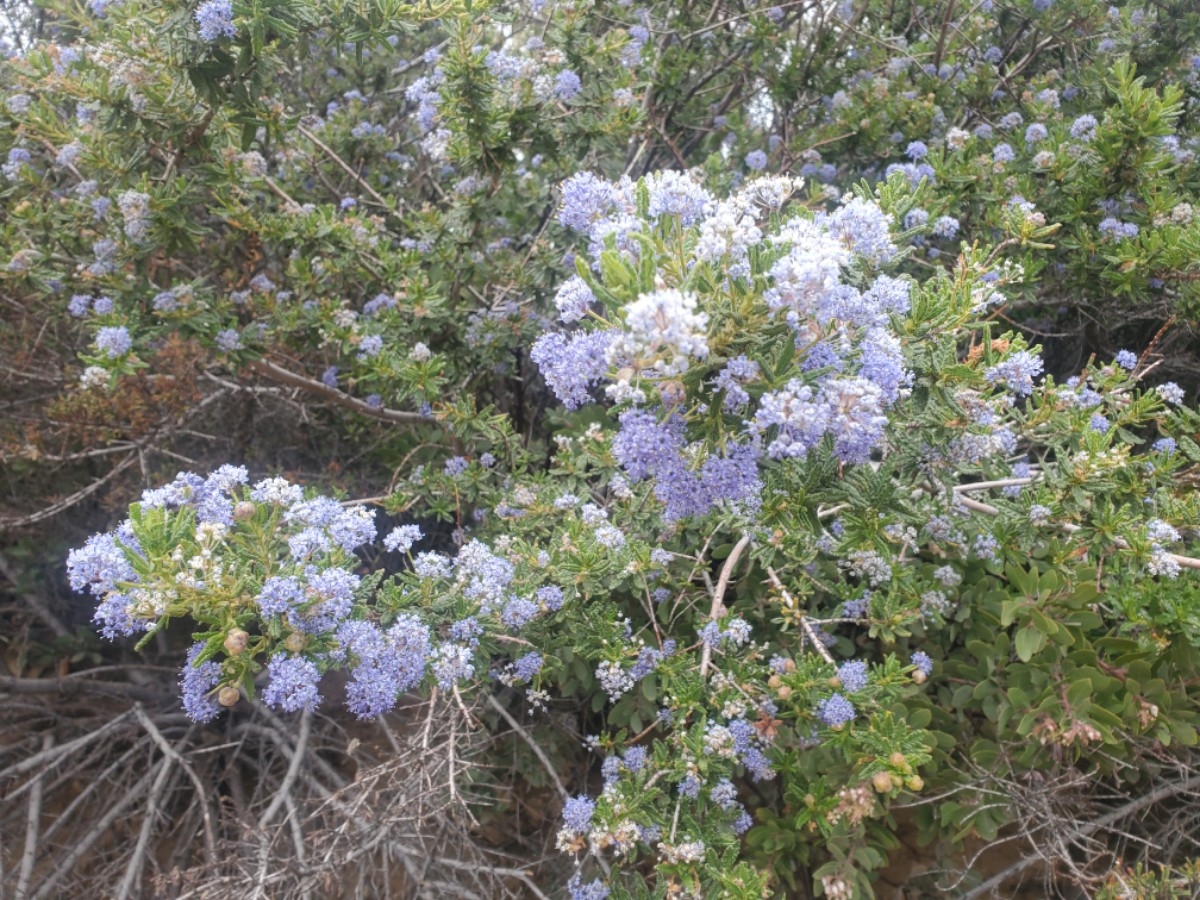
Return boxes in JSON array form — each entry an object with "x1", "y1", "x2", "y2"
[{"x1": 223, "y1": 628, "x2": 249, "y2": 656}]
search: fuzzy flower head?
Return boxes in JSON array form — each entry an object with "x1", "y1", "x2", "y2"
[
  {"x1": 561, "y1": 795, "x2": 596, "y2": 834},
  {"x1": 1070, "y1": 114, "x2": 1098, "y2": 142},
  {"x1": 1115, "y1": 350, "x2": 1138, "y2": 371},
  {"x1": 263, "y1": 654, "x2": 322, "y2": 712},
  {"x1": 837, "y1": 660, "x2": 870, "y2": 692},
  {"x1": 554, "y1": 275, "x2": 595, "y2": 323},
  {"x1": 911, "y1": 651, "x2": 934, "y2": 676},
  {"x1": 555, "y1": 69, "x2": 582, "y2": 100},
  {"x1": 383, "y1": 524, "x2": 423, "y2": 554},
  {"x1": 558, "y1": 172, "x2": 616, "y2": 233},
  {"x1": 531, "y1": 330, "x2": 613, "y2": 409},
  {"x1": 180, "y1": 643, "x2": 223, "y2": 722},
  {"x1": 1158, "y1": 382, "x2": 1186, "y2": 405},
  {"x1": 818, "y1": 693, "x2": 856, "y2": 728},
  {"x1": 984, "y1": 350, "x2": 1043, "y2": 397},
  {"x1": 905, "y1": 140, "x2": 929, "y2": 160},
  {"x1": 646, "y1": 170, "x2": 714, "y2": 225},
  {"x1": 95, "y1": 326, "x2": 133, "y2": 358},
  {"x1": 195, "y1": 0, "x2": 237, "y2": 42}
]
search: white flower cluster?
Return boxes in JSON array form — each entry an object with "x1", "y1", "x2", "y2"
[{"x1": 607, "y1": 288, "x2": 709, "y2": 379}]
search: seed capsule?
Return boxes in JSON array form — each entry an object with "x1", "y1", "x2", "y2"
[{"x1": 223, "y1": 628, "x2": 249, "y2": 656}]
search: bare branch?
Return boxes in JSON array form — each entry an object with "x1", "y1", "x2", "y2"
[
  {"x1": 133, "y1": 705, "x2": 217, "y2": 868},
  {"x1": 14, "y1": 734, "x2": 52, "y2": 900},
  {"x1": 766, "y1": 565, "x2": 836, "y2": 665},
  {"x1": 0, "y1": 452, "x2": 138, "y2": 530},
  {"x1": 700, "y1": 533, "x2": 752, "y2": 677},
  {"x1": 245, "y1": 358, "x2": 438, "y2": 427},
  {"x1": 485, "y1": 693, "x2": 568, "y2": 802}
]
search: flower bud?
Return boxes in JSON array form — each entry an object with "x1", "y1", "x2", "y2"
[
  {"x1": 233, "y1": 501, "x2": 256, "y2": 521},
  {"x1": 912, "y1": 669, "x2": 927, "y2": 685},
  {"x1": 223, "y1": 628, "x2": 249, "y2": 656},
  {"x1": 888, "y1": 751, "x2": 908, "y2": 770},
  {"x1": 218, "y1": 686, "x2": 240, "y2": 707},
  {"x1": 872, "y1": 771, "x2": 895, "y2": 793},
  {"x1": 776, "y1": 685, "x2": 792, "y2": 700},
  {"x1": 906, "y1": 775, "x2": 924, "y2": 791},
  {"x1": 767, "y1": 674, "x2": 782, "y2": 689},
  {"x1": 283, "y1": 632, "x2": 306, "y2": 654}
]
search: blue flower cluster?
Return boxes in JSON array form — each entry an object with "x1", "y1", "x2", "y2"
[
  {"x1": 69, "y1": 466, "x2": 581, "y2": 723},
  {"x1": 536, "y1": 172, "x2": 918, "y2": 519}
]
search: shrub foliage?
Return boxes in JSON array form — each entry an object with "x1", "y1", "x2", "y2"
[{"x1": 6, "y1": 0, "x2": 1200, "y2": 896}]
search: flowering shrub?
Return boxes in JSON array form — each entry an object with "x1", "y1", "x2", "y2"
[
  {"x1": 65, "y1": 167, "x2": 1200, "y2": 895},
  {"x1": 5, "y1": 0, "x2": 1200, "y2": 895}
]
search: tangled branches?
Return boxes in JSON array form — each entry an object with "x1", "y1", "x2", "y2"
[
  {"x1": 0, "y1": 681, "x2": 556, "y2": 899},
  {"x1": 896, "y1": 749, "x2": 1200, "y2": 897}
]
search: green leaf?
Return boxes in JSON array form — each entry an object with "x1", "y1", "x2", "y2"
[
  {"x1": 1066, "y1": 679, "x2": 1092, "y2": 709},
  {"x1": 1015, "y1": 625, "x2": 1046, "y2": 662}
]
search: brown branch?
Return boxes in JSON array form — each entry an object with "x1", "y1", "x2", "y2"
[
  {"x1": 115, "y1": 750, "x2": 176, "y2": 900},
  {"x1": 297, "y1": 125, "x2": 399, "y2": 214},
  {"x1": 245, "y1": 358, "x2": 439, "y2": 427},
  {"x1": 132, "y1": 705, "x2": 217, "y2": 868},
  {"x1": 257, "y1": 707, "x2": 311, "y2": 830},
  {"x1": 15, "y1": 734, "x2": 52, "y2": 900},
  {"x1": 29, "y1": 761, "x2": 163, "y2": 900}
]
